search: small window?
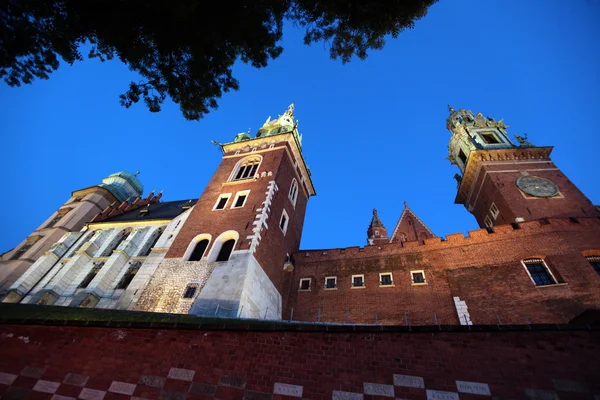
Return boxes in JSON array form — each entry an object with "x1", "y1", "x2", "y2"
[
  {"x1": 289, "y1": 179, "x2": 299, "y2": 207},
  {"x1": 325, "y1": 276, "x2": 337, "y2": 289},
  {"x1": 484, "y1": 215, "x2": 493, "y2": 228},
  {"x1": 458, "y1": 149, "x2": 467, "y2": 166},
  {"x1": 78, "y1": 264, "x2": 102, "y2": 289},
  {"x1": 232, "y1": 190, "x2": 250, "y2": 208},
  {"x1": 216, "y1": 239, "x2": 235, "y2": 262},
  {"x1": 183, "y1": 284, "x2": 198, "y2": 299},
  {"x1": 522, "y1": 258, "x2": 557, "y2": 286},
  {"x1": 411, "y1": 271, "x2": 426, "y2": 284},
  {"x1": 280, "y1": 209, "x2": 289, "y2": 234},
  {"x1": 188, "y1": 239, "x2": 209, "y2": 262},
  {"x1": 375, "y1": 231, "x2": 380, "y2": 237},
  {"x1": 480, "y1": 132, "x2": 500, "y2": 144},
  {"x1": 44, "y1": 208, "x2": 71, "y2": 229},
  {"x1": 352, "y1": 275, "x2": 365, "y2": 288},
  {"x1": 213, "y1": 194, "x2": 231, "y2": 210},
  {"x1": 299, "y1": 278, "x2": 311, "y2": 291},
  {"x1": 586, "y1": 256, "x2": 600, "y2": 275},
  {"x1": 115, "y1": 265, "x2": 139, "y2": 290},
  {"x1": 490, "y1": 203, "x2": 500, "y2": 220},
  {"x1": 230, "y1": 156, "x2": 261, "y2": 182},
  {"x1": 380, "y1": 273, "x2": 393, "y2": 286}
]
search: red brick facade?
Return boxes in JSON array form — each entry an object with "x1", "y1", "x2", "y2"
[
  {"x1": 166, "y1": 138, "x2": 311, "y2": 295},
  {"x1": 1, "y1": 323, "x2": 599, "y2": 399},
  {"x1": 286, "y1": 217, "x2": 600, "y2": 325}
]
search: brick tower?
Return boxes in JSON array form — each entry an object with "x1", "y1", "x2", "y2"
[
  {"x1": 446, "y1": 106, "x2": 600, "y2": 228},
  {"x1": 164, "y1": 104, "x2": 315, "y2": 319}
]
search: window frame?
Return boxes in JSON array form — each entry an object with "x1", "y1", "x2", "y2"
[
  {"x1": 521, "y1": 258, "x2": 558, "y2": 287},
  {"x1": 379, "y1": 272, "x2": 394, "y2": 287},
  {"x1": 586, "y1": 256, "x2": 600, "y2": 275},
  {"x1": 231, "y1": 190, "x2": 250, "y2": 209},
  {"x1": 288, "y1": 179, "x2": 299, "y2": 207},
  {"x1": 351, "y1": 274, "x2": 365, "y2": 289},
  {"x1": 229, "y1": 156, "x2": 262, "y2": 182},
  {"x1": 489, "y1": 203, "x2": 500, "y2": 220},
  {"x1": 324, "y1": 276, "x2": 337, "y2": 290},
  {"x1": 484, "y1": 215, "x2": 493, "y2": 228},
  {"x1": 182, "y1": 284, "x2": 199, "y2": 299},
  {"x1": 280, "y1": 209, "x2": 289, "y2": 235},
  {"x1": 299, "y1": 278, "x2": 311, "y2": 291},
  {"x1": 411, "y1": 270, "x2": 427, "y2": 285},
  {"x1": 213, "y1": 193, "x2": 232, "y2": 211}
]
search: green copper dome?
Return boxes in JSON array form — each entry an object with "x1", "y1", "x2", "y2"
[{"x1": 99, "y1": 171, "x2": 144, "y2": 203}]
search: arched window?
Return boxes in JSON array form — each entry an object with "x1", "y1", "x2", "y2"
[
  {"x1": 140, "y1": 228, "x2": 164, "y2": 257},
  {"x1": 100, "y1": 229, "x2": 131, "y2": 257},
  {"x1": 189, "y1": 239, "x2": 209, "y2": 261},
  {"x1": 207, "y1": 231, "x2": 239, "y2": 262},
  {"x1": 183, "y1": 234, "x2": 212, "y2": 261},
  {"x1": 288, "y1": 179, "x2": 299, "y2": 207},
  {"x1": 230, "y1": 156, "x2": 261, "y2": 182},
  {"x1": 216, "y1": 240, "x2": 235, "y2": 262}
]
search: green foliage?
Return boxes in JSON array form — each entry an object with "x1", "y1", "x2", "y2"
[{"x1": 0, "y1": 0, "x2": 437, "y2": 120}]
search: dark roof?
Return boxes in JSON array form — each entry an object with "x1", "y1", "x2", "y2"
[{"x1": 100, "y1": 199, "x2": 197, "y2": 223}]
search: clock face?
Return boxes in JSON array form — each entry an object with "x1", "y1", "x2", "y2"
[{"x1": 515, "y1": 176, "x2": 559, "y2": 198}]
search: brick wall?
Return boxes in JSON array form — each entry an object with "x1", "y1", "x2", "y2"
[
  {"x1": 0, "y1": 324, "x2": 599, "y2": 399},
  {"x1": 287, "y1": 218, "x2": 600, "y2": 325}
]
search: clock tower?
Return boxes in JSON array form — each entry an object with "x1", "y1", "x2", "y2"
[{"x1": 446, "y1": 106, "x2": 599, "y2": 228}]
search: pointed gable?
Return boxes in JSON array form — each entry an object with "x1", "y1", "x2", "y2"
[{"x1": 390, "y1": 202, "x2": 436, "y2": 243}]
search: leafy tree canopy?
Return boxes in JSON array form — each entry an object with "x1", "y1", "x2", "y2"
[{"x1": 0, "y1": 0, "x2": 437, "y2": 120}]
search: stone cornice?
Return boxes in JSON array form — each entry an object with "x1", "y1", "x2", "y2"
[{"x1": 455, "y1": 146, "x2": 554, "y2": 205}]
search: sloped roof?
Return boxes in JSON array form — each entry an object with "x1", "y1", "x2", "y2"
[
  {"x1": 99, "y1": 199, "x2": 197, "y2": 223},
  {"x1": 390, "y1": 202, "x2": 435, "y2": 243}
]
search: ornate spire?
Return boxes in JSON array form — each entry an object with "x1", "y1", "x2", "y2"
[
  {"x1": 369, "y1": 208, "x2": 385, "y2": 229},
  {"x1": 367, "y1": 208, "x2": 388, "y2": 246},
  {"x1": 285, "y1": 103, "x2": 294, "y2": 118}
]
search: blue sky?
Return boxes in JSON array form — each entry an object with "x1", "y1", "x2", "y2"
[{"x1": 1, "y1": 0, "x2": 599, "y2": 252}]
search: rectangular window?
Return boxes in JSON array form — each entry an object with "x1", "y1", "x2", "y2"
[
  {"x1": 115, "y1": 266, "x2": 139, "y2": 290},
  {"x1": 231, "y1": 190, "x2": 250, "y2": 208},
  {"x1": 586, "y1": 256, "x2": 600, "y2": 275},
  {"x1": 183, "y1": 284, "x2": 198, "y2": 299},
  {"x1": 351, "y1": 274, "x2": 365, "y2": 288},
  {"x1": 484, "y1": 215, "x2": 493, "y2": 228},
  {"x1": 280, "y1": 209, "x2": 289, "y2": 234},
  {"x1": 522, "y1": 259, "x2": 557, "y2": 286},
  {"x1": 78, "y1": 265, "x2": 102, "y2": 289},
  {"x1": 489, "y1": 203, "x2": 500, "y2": 219},
  {"x1": 299, "y1": 278, "x2": 311, "y2": 291},
  {"x1": 411, "y1": 271, "x2": 426, "y2": 284},
  {"x1": 213, "y1": 194, "x2": 231, "y2": 210},
  {"x1": 480, "y1": 132, "x2": 500, "y2": 144},
  {"x1": 325, "y1": 276, "x2": 337, "y2": 289},
  {"x1": 458, "y1": 149, "x2": 467, "y2": 165},
  {"x1": 379, "y1": 273, "x2": 393, "y2": 286}
]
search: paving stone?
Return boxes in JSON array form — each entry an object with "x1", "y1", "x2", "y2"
[
  {"x1": 0, "y1": 372, "x2": 17, "y2": 385},
  {"x1": 552, "y1": 379, "x2": 590, "y2": 393},
  {"x1": 78, "y1": 388, "x2": 106, "y2": 400},
  {"x1": 108, "y1": 381, "x2": 136, "y2": 395},
  {"x1": 52, "y1": 395, "x2": 76, "y2": 400},
  {"x1": 219, "y1": 375, "x2": 247, "y2": 388},
  {"x1": 332, "y1": 390, "x2": 364, "y2": 400},
  {"x1": 189, "y1": 382, "x2": 216, "y2": 396},
  {"x1": 158, "y1": 389, "x2": 187, "y2": 400},
  {"x1": 274, "y1": 383, "x2": 303, "y2": 397},
  {"x1": 393, "y1": 374, "x2": 425, "y2": 389},
  {"x1": 524, "y1": 389, "x2": 559, "y2": 400},
  {"x1": 33, "y1": 380, "x2": 60, "y2": 394},
  {"x1": 63, "y1": 373, "x2": 89, "y2": 387},
  {"x1": 244, "y1": 390, "x2": 272, "y2": 400},
  {"x1": 2, "y1": 386, "x2": 30, "y2": 400},
  {"x1": 20, "y1": 366, "x2": 45, "y2": 379},
  {"x1": 363, "y1": 383, "x2": 394, "y2": 397},
  {"x1": 139, "y1": 374, "x2": 166, "y2": 388},
  {"x1": 426, "y1": 390, "x2": 460, "y2": 400},
  {"x1": 456, "y1": 381, "x2": 491, "y2": 396},
  {"x1": 167, "y1": 368, "x2": 195, "y2": 382}
]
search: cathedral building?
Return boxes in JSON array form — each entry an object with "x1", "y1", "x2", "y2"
[{"x1": 1, "y1": 105, "x2": 599, "y2": 326}]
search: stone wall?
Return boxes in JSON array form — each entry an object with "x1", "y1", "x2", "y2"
[{"x1": 0, "y1": 323, "x2": 598, "y2": 399}]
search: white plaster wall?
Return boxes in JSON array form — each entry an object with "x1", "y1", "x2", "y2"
[{"x1": 190, "y1": 251, "x2": 281, "y2": 320}]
